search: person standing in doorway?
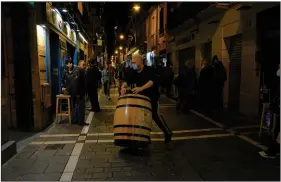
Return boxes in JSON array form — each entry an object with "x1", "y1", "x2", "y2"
[
  {"x1": 120, "y1": 53, "x2": 173, "y2": 144},
  {"x1": 198, "y1": 60, "x2": 215, "y2": 113},
  {"x1": 212, "y1": 55, "x2": 227, "y2": 111},
  {"x1": 101, "y1": 62, "x2": 111, "y2": 100},
  {"x1": 85, "y1": 58, "x2": 101, "y2": 112},
  {"x1": 259, "y1": 64, "x2": 280, "y2": 158}
]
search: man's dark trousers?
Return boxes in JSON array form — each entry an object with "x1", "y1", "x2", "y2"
[
  {"x1": 71, "y1": 95, "x2": 85, "y2": 124},
  {"x1": 88, "y1": 89, "x2": 100, "y2": 111}
]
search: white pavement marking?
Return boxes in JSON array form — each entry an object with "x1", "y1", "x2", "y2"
[
  {"x1": 60, "y1": 112, "x2": 94, "y2": 181},
  {"x1": 60, "y1": 89, "x2": 103, "y2": 181},
  {"x1": 189, "y1": 109, "x2": 268, "y2": 151},
  {"x1": 38, "y1": 125, "x2": 261, "y2": 138},
  {"x1": 40, "y1": 134, "x2": 80, "y2": 137},
  {"x1": 190, "y1": 110, "x2": 225, "y2": 128}
]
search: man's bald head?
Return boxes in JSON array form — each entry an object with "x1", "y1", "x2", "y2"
[
  {"x1": 131, "y1": 52, "x2": 144, "y2": 71},
  {"x1": 131, "y1": 52, "x2": 143, "y2": 66}
]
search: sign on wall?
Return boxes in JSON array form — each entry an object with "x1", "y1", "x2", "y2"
[{"x1": 46, "y1": 3, "x2": 76, "y2": 44}]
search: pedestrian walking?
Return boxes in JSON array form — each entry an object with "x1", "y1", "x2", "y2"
[
  {"x1": 101, "y1": 62, "x2": 111, "y2": 100},
  {"x1": 120, "y1": 53, "x2": 173, "y2": 144},
  {"x1": 175, "y1": 60, "x2": 197, "y2": 112},
  {"x1": 85, "y1": 58, "x2": 101, "y2": 112}
]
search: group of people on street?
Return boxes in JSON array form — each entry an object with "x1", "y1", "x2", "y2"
[
  {"x1": 61, "y1": 57, "x2": 101, "y2": 125},
  {"x1": 174, "y1": 55, "x2": 227, "y2": 114},
  {"x1": 60, "y1": 55, "x2": 173, "y2": 144}
]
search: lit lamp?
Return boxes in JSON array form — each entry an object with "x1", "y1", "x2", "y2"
[
  {"x1": 119, "y1": 34, "x2": 124, "y2": 40},
  {"x1": 119, "y1": 46, "x2": 123, "y2": 50},
  {"x1": 115, "y1": 50, "x2": 118, "y2": 54},
  {"x1": 133, "y1": 4, "x2": 141, "y2": 12}
]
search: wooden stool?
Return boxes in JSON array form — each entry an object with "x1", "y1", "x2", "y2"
[{"x1": 56, "y1": 94, "x2": 71, "y2": 124}]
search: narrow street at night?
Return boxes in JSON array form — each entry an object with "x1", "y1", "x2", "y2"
[
  {"x1": 1, "y1": 1, "x2": 280, "y2": 181},
  {"x1": 2, "y1": 87, "x2": 280, "y2": 181}
]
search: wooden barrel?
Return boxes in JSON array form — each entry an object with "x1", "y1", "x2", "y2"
[{"x1": 113, "y1": 94, "x2": 152, "y2": 147}]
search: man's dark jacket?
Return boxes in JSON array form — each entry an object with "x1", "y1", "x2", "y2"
[{"x1": 85, "y1": 66, "x2": 102, "y2": 93}]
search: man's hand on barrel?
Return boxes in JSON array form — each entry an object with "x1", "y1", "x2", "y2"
[
  {"x1": 132, "y1": 87, "x2": 143, "y2": 94},
  {"x1": 120, "y1": 87, "x2": 127, "y2": 95}
]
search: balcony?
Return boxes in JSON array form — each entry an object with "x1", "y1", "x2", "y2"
[{"x1": 167, "y1": 2, "x2": 213, "y2": 32}]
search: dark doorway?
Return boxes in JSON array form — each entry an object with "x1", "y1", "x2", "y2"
[
  {"x1": 178, "y1": 46, "x2": 196, "y2": 71},
  {"x1": 201, "y1": 41, "x2": 212, "y2": 63},
  {"x1": 11, "y1": 3, "x2": 34, "y2": 130},
  {"x1": 80, "y1": 49, "x2": 85, "y2": 61},
  {"x1": 226, "y1": 34, "x2": 242, "y2": 112},
  {"x1": 66, "y1": 42, "x2": 75, "y2": 61},
  {"x1": 49, "y1": 30, "x2": 60, "y2": 112},
  {"x1": 257, "y1": 5, "x2": 280, "y2": 112}
]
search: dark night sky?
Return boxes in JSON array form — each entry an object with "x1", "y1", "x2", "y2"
[{"x1": 104, "y1": 2, "x2": 131, "y2": 58}]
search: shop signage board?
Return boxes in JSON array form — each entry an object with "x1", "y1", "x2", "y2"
[{"x1": 46, "y1": 3, "x2": 76, "y2": 44}]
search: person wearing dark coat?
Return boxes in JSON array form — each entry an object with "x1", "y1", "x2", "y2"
[
  {"x1": 198, "y1": 60, "x2": 215, "y2": 113},
  {"x1": 176, "y1": 60, "x2": 197, "y2": 112},
  {"x1": 212, "y1": 55, "x2": 227, "y2": 111},
  {"x1": 70, "y1": 60, "x2": 88, "y2": 126},
  {"x1": 85, "y1": 58, "x2": 101, "y2": 112},
  {"x1": 166, "y1": 63, "x2": 174, "y2": 97}
]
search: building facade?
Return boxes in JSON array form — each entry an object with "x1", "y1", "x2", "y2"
[
  {"x1": 1, "y1": 2, "x2": 104, "y2": 133},
  {"x1": 167, "y1": 2, "x2": 280, "y2": 116}
]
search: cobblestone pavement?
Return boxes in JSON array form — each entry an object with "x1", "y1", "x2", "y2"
[{"x1": 2, "y1": 87, "x2": 280, "y2": 181}]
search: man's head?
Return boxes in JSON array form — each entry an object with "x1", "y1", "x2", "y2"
[
  {"x1": 104, "y1": 62, "x2": 109, "y2": 69},
  {"x1": 65, "y1": 59, "x2": 73, "y2": 68},
  {"x1": 131, "y1": 52, "x2": 144, "y2": 71},
  {"x1": 88, "y1": 58, "x2": 97, "y2": 67},
  {"x1": 79, "y1": 60, "x2": 86, "y2": 70}
]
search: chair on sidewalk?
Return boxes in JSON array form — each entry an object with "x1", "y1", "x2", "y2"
[
  {"x1": 56, "y1": 94, "x2": 71, "y2": 124},
  {"x1": 259, "y1": 102, "x2": 277, "y2": 139}
]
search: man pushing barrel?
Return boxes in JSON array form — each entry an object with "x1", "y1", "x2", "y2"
[{"x1": 120, "y1": 53, "x2": 173, "y2": 144}]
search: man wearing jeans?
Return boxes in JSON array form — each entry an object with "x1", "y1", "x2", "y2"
[
  {"x1": 101, "y1": 62, "x2": 111, "y2": 100},
  {"x1": 71, "y1": 60, "x2": 88, "y2": 126}
]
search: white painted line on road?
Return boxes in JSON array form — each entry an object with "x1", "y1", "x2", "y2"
[
  {"x1": 29, "y1": 132, "x2": 259, "y2": 145},
  {"x1": 85, "y1": 140, "x2": 98, "y2": 143},
  {"x1": 60, "y1": 112, "x2": 94, "y2": 181},
  {"x1": 44, "y1": 141, "x2": 76, "y2": 144},
  {"x1": 189, "y1": 109, "x2": 268, "y2": 151},
  {"x1": 71, "y1": 143, "x2": 84, "y2": 156},
  {"x1": 162, "y1": 95, "x2": 177, "y2": 104},
  {"x1": 190, "y1": 110, "x2": 225, "y2": 128},
  {"x1": 40, "y1": 134, "x2": 80, "y2": 137},
  {"x1": 60, "y1": 89, "x2": 102, "y2": 181},
  {"x1": 78, "y1": 136, "x2": 86, "y2": 141},
  {"x1": 238, "y1": 135, "x2": 268, "y2": 151},
  {"x1": 98, "y1": 139, "x2": 114, "y2": 143},
  {"x1": 38, "y1": 125, "x2": 259, "y2": 140}
]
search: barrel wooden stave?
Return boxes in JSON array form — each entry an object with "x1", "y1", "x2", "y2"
[{"x1": 113, "y1": 94, "x2": 152, "y2": 147}]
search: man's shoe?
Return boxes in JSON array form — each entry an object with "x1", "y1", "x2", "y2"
[
  {"x1": 164, "y1": 133, "x2": 172, "y2": 144},
  {"x1": 79, "y1": 122, "x2": 89, "y2": 126},
  {"x1": 259, "y1": 151, "x2": 276, "y2": 159}
]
